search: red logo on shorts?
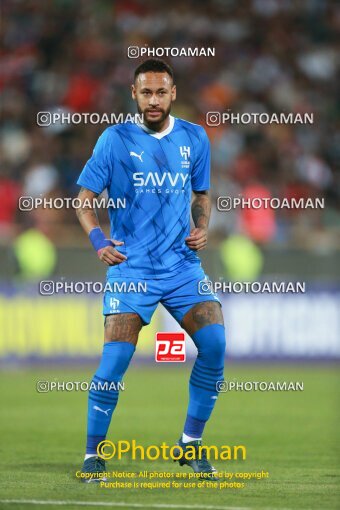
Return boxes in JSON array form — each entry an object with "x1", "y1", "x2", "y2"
[{"x1": 155, "y1": 332, "x2": 186, "y2": 362}]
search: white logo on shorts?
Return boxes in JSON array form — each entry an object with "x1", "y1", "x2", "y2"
[{"x1": 110, "y1": 297, "x2": 120, "y2": 313}]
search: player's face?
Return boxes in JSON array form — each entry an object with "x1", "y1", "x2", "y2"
[{"x1": 132, "y1": 72, "x2": 176, "y2": 130}]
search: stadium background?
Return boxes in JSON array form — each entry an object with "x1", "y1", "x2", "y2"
[{"x1": 0, "y1": 1, "x2": 339, "y2": 509}]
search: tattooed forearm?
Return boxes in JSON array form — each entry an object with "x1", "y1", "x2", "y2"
[
  {"x1": 191, "y1": 191, "x2": 211, "y2": 230},
  {"x1": 78, "y1": 186, "x2": 91, "y2": 196},
  {"x1": 76, "y1": 208, "x2": 97, "y2": 220},
  {"x1": 76, "y1": 187, "x2": 100, "y2": 234}
]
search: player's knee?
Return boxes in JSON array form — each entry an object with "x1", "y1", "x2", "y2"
[
  {"x1": 201, "y1": 332, "x2": 226, "y2": 367},
  {"x1": 193, "y1": 323, "x2": 226, "y2": 367},
  {"x1": 97, "y1": 341, "x2": 135, "y2": 381},
  {"x1": 190, "y1": 302, "x2": 224, "y2": 328}
]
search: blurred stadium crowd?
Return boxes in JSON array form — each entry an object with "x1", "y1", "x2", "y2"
[{"x1": 1, "y1": 0, "x2": 339, "y2": 251}]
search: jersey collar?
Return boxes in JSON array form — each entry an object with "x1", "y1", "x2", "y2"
[{"x1": 137, "y1": 115, "x2": 175, "y2": 139}]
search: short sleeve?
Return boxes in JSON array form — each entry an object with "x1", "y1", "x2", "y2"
[
  {"x1": 191, "y1": 127, "x2": 210, "y2": 191},
  {"x1": 77, "y1": 129, "x2": 113, "y2": 194}
]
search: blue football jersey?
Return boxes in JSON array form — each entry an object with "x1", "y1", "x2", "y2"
[{"x1": 77, "y1": 115, "x2": 210, "y2": 278}]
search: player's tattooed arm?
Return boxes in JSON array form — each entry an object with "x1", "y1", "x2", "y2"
[
  {"x1": 191, "y1": 190, "x2": 211, "y2": 229},
  {"x1": 75, "y1": 187, "x2": 99, "y2": 233},
  {"x1": 185, "y1": 191, "x2": 211, "y2": 251},
  {"x1": 76, "y1": 187, "x2": 127, "y2": 266}
]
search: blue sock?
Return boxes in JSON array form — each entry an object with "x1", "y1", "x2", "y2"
[
  {"x1": 184, "y1": 324, "x2": 226, "y2": 439},
  {"x1": 86, "y1": 341, "x2": 135, "y2": 454}
]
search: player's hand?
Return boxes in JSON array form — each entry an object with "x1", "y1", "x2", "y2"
[
  {"x1": 97, "y1": 240, "x2": 127, "y2": 266},
  {"x1": 185, "y1": 228, "x2": 208, "y2": 251}
]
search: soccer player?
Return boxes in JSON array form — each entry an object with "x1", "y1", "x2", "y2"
[{"x1": 76, "y1": 59, "x2": 226, "y2": 482}]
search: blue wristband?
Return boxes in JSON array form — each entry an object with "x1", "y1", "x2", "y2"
[{"x1": 89, "y1": 227, "x2": 113, "y2": 252}]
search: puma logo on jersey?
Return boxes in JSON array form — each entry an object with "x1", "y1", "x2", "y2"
[{"x1": 130, "y1": 151, "x2": 144, "y2": 162}]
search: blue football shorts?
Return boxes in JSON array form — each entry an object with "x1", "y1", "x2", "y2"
[{"x1": 103, "y1": 262, "x2": 220, "y2": 325}]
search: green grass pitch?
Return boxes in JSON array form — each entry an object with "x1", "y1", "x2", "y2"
[{"x1": 0, "y1": 363, "x2": 339, "y2": 510}]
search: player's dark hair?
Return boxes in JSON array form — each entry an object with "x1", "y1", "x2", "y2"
[{"x1": 134, "y1": 58, "x2": 174, "y2": 82}]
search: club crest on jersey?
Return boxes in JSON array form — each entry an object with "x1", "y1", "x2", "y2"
[{"x1": 179, "y1": 146, "x2": 190, "y2": 168}]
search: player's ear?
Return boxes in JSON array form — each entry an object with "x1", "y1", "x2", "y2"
[
  {"x1": 171, "y1": 85, "x2": 176, "y2": 101},
  {"x1": 131, "y1": 84, "x2": 136, "y2": 100}
]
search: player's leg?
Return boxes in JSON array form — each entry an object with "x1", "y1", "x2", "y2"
[
  {"x1": 181, "y1": 301, "x2": 225, "y2": 442},
  {"x1": 85, "y1": 314, "x2": 142, "y2": 456},
  {"x1": 81, "y1": 275, "x2": 160, "y2": 482},
  {"x1": 161, "y1": 267, "x2": 226, "y2": 479},
  {"x1": 81, "y1": 312, "x2": 142, "y2": 482},
  {"x1": 174, "y1": 301, "x2": 225, "y2": 480}
]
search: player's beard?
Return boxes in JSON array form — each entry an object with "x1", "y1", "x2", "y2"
[{"x1": 137, "y1": 103, "x2": 172, "y2": 131}]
